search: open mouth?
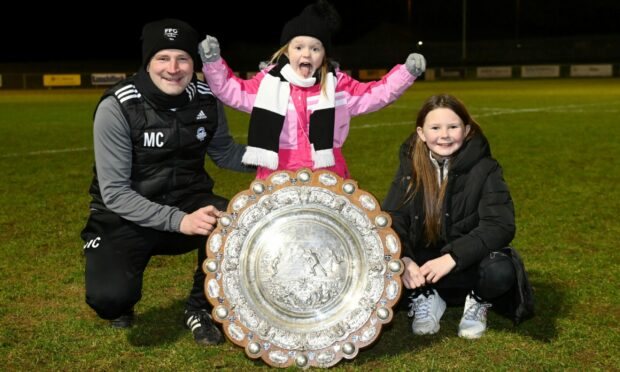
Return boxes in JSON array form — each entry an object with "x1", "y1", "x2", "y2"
[
  {"x1": 163, "y1": 76, "x2": 183, "y2": 84},
  {"x1": 299, "y1": 63, "x2": 314, "y2": 76}
]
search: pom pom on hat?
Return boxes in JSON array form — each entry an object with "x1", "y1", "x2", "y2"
[
  {"x1": 280, "y1": 0, "x2": 341, "y2": 53},
  {"x1": 141, "y1": 18, "x2": 199, "y2": 68}
]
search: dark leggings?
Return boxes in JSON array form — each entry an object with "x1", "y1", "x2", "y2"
[
  {"x1": 473, "y1": 251, "x2": 516, "y2": 301},
  {"x1": 424, "y1": 250, "x2": 516, "y2": 305}
]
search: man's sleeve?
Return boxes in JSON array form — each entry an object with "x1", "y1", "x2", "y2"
[{"x1": 205, "y1": 100, "x2": 255, "y2": 172}]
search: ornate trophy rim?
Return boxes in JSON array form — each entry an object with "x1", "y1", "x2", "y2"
[{"x1": 203, "y1": 169, "x2": 403, "y2": 368}]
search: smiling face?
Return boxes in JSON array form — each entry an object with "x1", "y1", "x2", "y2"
[
  {"x1": 417, "y1": 108, "x2": 471, "y2": 159},
  {"x1": 286, "y1": 36, "x2": 326, "y2": 78},
  {"x1": 146, "y1": 49, "x2": 194, "y2": 96}
]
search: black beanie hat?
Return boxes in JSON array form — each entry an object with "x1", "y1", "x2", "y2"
[
  {"x1": 280, "y1": 0, "x2": 341, "y2": 53},
  {"x1": 141, "y1": 18, "x2": 199, "y2": 68}
]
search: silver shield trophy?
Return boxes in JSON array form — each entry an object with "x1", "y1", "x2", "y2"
[{"x1": 203, "y1": 169, "x2": 403, "y2": 368}]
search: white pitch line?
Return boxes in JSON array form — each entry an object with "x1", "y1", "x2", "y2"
[
  {"x1": 351, "y1": 103, "x2": 620, "y2": 128},
  {"x1": 0, "y1": 147, "x2": 91, "y2": 158},
  {"x1": 5, "y1": 103, "x2": 617, "y2": 158},
  {"x1": 351, "y1": 121, "x2": 411, "y2": 129}
]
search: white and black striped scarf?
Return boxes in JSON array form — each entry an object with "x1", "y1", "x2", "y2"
[{"x1": 242, "y1": 56, "x2": 336, "y2": 170}]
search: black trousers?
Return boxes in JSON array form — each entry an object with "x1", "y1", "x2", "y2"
[
  {"x1": 80, "y1": 193, "x2": 228, "y2": 320},
  {"x1": 412, "y1": 250, "x2": 517, "y2": 306}
]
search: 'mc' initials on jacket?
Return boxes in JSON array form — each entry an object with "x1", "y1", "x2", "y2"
[{"x1": 144, "y1": 131, "x2": 165, "y2": 147}]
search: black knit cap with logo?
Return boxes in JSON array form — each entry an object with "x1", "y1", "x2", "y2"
[
  {"x1": 141, "y1": 18, "x2": 199, "y2": 69},
  {"x1": 280, "y1": 0, "x2": 341, "y2": 54}
]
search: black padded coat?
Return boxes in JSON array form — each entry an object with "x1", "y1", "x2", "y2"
[{"x1": 382, "y1": 132, "x2": 516, "y2": 274}]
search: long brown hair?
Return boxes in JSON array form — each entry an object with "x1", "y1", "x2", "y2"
[
  {"x1": 269, "y1": 44, "x2": 331, "y2": 96},
  {"x1": 407, "y1": 94, "x2": 482, "y2": 244}
]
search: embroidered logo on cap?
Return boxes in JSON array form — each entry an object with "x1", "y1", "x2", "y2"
[{"x1": 164, "y1": 28, "x2": 179, "y2": 41}]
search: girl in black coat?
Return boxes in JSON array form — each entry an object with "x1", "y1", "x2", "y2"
[{"x1": 383, "y1": 94, "x2": 517, "y2": 339}]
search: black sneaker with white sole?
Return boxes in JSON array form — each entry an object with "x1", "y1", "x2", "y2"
[{"x1": 184, "y1": 309, "x2": 224, "y2": 345}]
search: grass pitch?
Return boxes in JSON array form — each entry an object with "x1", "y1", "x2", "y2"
[{"x1": 1, "y1": 79, "x2": 619, "y2": 370}]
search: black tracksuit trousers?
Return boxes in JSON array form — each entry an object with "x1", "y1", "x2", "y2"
[{"x1": 81, "y1": 193, "x2": 227, "y2": 320}]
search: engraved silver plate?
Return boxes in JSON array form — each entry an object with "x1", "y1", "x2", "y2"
[{"x1": 204, "y1": 169, "x2": 403, "y2": 368}]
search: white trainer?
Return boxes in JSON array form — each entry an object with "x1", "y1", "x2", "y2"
[
  {"x1": 458, "y1": 294, "x2": 492, "y2": 339},
  {"x1": 408, "y1": 289, "x2": 446, "y2": 335}
]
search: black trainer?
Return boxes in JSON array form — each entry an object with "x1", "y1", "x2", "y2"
[
  {"x1": 184, "y1": 309, "x2": 224, "y2": 345},
  {"x1": 110, "y1": 308, "x2": 134, "y2": 329}
]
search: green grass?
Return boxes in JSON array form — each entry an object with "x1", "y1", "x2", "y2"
[{"x1": 1, "y1": 79, "x2": 619, "y2": 370}]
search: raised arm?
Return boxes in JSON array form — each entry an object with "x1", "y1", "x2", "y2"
[
  {"x1": 344, "y1": 53, "x2": 425, "y2": 116},
  {"x1": 199, "y1": 35, "x2": 264, "y2": 112}
]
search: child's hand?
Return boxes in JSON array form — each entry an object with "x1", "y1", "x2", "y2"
[
  {"x1": 402, "y1": 257, "x2": 426, "y2": 289},
  {"x1": 419, "y1": 254, "x2": 456, "y2": 284},
  {"x1": 405, "y1": 53, "x2": 426, "y2": 77},
  {"x1": 199, "y1": 35, "x2": 221, "y2": 63}
]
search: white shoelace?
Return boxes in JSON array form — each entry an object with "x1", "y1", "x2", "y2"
[
  {"x1": 463, "y1": 300, "x2": 491, "y2": 321},
  {"x1": 408, "y1": 294, "x2": 433, "y2": 318}
]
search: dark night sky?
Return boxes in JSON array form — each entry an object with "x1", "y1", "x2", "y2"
[{"x1": 5, "y1": 0, "x2": 619, "y2": 63}]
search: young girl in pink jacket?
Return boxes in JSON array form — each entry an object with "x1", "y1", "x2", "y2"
[{"x1": 199, "y1": 0, "x2": 426, "y2": 179}]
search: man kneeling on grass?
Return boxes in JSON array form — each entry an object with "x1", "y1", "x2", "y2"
[{"x1": 80, "y1": 19, "x2": 252, "y2": 345}]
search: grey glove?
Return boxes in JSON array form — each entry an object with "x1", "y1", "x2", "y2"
[
  {"x1": 258, "y1": 60, "x2": 269, "y2": 70},
  {"x1": 405, "y1": 53, "x2": 426, "y2": 77},
  {"x1": 199, "y1": 35, "x2": 221, "y2": 63}
]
